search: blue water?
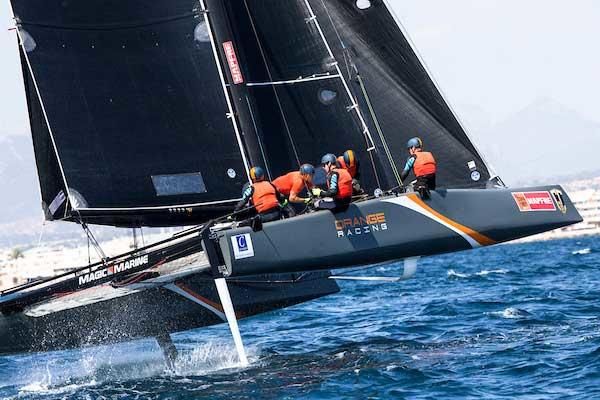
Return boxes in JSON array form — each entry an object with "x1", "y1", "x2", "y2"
[{"x1": 1, "y1": 236, "x2": 600, "y2": 399}]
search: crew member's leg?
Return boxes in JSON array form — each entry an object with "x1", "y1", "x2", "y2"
[{"x1": 259, "y1": 208, "x2": 282, "y2": 223}]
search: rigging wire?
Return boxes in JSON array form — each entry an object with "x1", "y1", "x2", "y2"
[
  {"x1": 317, "y1": 0, "x2": 400, "y2": 188},
  {"x1": 244, "y1": 95, "x2": 273, "y2": 180},
  {"x1": 79, "y1": 219, "x2": 107, "y2": 262},
  {"x1": 243, "y1": 0, "x2": 302, "y2": 167},
  {"x1": 302, "y1": 0, "x2": 386, "y2": 190},
  {"x1": 354, "y1": 71, "x2": 402, "y2": 186}
]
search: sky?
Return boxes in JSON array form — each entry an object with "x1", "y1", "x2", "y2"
[{"x1": 1, "y1": 1, "x2": 599, "y2": 159}]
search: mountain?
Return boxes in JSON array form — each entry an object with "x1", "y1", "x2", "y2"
[
  {"x1": 0, "y1": 135, "x2": 42, "y2": 224},
  {"x1": 474, "y1": 97, "x2": 600, "y2": 186}
]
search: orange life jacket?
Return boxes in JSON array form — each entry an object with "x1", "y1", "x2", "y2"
[
  {"x1": 251, "y1": 181, "x2": 279, "y2": 213},
  {"x1": 337, "y1": 156, "x2": 357, "y2": 178},
  {"x1": 413, "y1": 151, "x2": 437, "y2": 177},
  {"x1": 273, "y1": 171, "x2": 305, "y2": 197},
  {"x1": 329, "y1": 168, "x2": 353, "y2": 200}
]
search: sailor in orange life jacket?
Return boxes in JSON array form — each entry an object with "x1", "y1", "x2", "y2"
[
  {"x1": 234, "y1": 166, "x2": 285, "y2": 224},
  {"x1": 273, "y1": 163, "x2": 315, "y2": 204},
  {"x1": 337, "y1": 149, "x2": 363, "y2": 194},
  {"x1": 400, "y1": 137, "x2": 437, "y2": 195},
  {"x1": 311, "y1": 153, "x2": 353, "y2": 210},
  {"x1": 272, "y1": 163, "x2": 315, "y2": 217}
]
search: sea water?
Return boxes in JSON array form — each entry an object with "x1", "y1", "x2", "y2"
[{"x1": 1, "y1": 235, "x2": 599, "y2": 399}]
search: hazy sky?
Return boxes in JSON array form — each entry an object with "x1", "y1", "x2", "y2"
[{"x1": 1, "y1": 0, "x2": 599, "y2": 136}]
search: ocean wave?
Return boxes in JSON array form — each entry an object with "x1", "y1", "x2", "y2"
[
  {"x1": 572, "y1": 248, "x2": 592, "y2": 255},
  {"x1": 447, "y1": 269, "x2": 509, "y2": 279},
  {"x1": 12, "y1": 341, "x2": 256, "y2": 398},
  {"x1": 488, "y1": 307, "x2": 532, "y2": 319}
]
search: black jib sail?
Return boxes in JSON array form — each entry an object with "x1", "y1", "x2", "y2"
[
  {"x1": 209, "y1": 0, "x2": 497, "y2": 192},
  {"x1": 12, "y1": 0, "x2": 252, "y2": 227},
  {"x1": 307, "y1": 0, "x2": 496, "y2": 189}
]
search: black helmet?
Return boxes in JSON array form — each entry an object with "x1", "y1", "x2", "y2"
[
  {"x1": 249, "y1": 166, "x2": 265, "y2": 182},
  {"x1": 320, "y1": 153, "x2": 337, "y2": 165},
  {"x1": 406, "y1": 137, "x2": 423, "y2": 149},
  {"x1": 299, "y1": 163, "x2": 315, "y2": 176}
]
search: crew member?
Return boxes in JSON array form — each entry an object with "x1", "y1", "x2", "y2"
[
  {"x1": 312, "y1": 153, "x2": 353, "y2": 210},
  {"x1": 273, "y1": 163, "x2": 315, "y2": 204},
  {"x1": 337, "y1": 149, "x2": 362, "y2": 194},
  {"x1": 400, "y1": 137, "x2": 437, "y2": 197},
  {"x1": 234, "y1": 166, "x2": 284, "y2": 224}
]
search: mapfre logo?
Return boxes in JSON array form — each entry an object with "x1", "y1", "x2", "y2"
[
  {"x1": 512, "y1": 191, "x2": 556, "y2": 212},
  {"x1": 335, "y1": 212, "x2": 388, "y2": 238}
]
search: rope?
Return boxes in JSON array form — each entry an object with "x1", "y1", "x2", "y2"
[{"x1": 309, "y1": 0, "x2": 385, "y2": 190}]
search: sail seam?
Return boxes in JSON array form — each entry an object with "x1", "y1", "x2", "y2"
[{"x1": 16, "y1": 13, "x2": 197, "y2": 31}]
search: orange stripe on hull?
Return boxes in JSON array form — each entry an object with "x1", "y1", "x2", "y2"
[
  {"x1": 175, "y1": 282, "x2": 224, "y2": 312},
  {"x1": 407, "y1": 194, "x2": 496, "y2": 246}
]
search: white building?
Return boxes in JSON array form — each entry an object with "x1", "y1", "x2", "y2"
[
  {"x1": 560, "y1": 189, "x2": 600, "y2": 234},
  {"x1": 0, "y1": 233, "x2": 170, "y2": 291}
]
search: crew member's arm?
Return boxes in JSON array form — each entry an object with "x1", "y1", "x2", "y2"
[
  {"x1": 234, "y1": 184, "x2": 254, "y2": 211},
  {"x1": 400, "y1": 155, "x2": 416, "y2": 183},
  {"x1": 318, "y1": 171, "x2": 339, "y2": 197},
  {"x1": 289, "y1": 179, "x2": 311, "y2": 203},
  {"x1": 274, "y1": 185, "x2": 286, "y2": 204}
]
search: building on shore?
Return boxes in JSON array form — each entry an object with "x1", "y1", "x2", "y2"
[
  {"x1": 0, "y1": 233, "x2": 169, "y2": 291},
  {"x1": 517, "y1": 187, "x2": 600, "y2": 242}
]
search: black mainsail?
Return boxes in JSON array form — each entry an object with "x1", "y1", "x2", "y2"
[{"x1": 13, "y1": 0, "x2": 253, "y2": 227}]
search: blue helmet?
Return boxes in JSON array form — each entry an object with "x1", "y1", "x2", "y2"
[
  {"x1": 249, "y1": 166, "x2": 265, "y2": 182},
  {"x1": 320, "y1": 153, "x2": 337, "y2": 165},
  {"x1": 407, "y1": 137, "x2": 423, "y2": 149},
  {"x1": 299, "y1": 163, "x2": 315, "y2": 176}
]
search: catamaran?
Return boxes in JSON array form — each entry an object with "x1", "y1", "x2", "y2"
[{"x1": 0, "y1": 0, "x2": 581, "y2": 366}]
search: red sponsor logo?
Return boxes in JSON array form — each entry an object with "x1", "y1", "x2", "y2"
[
  {"x1": 222, "y1": 41, "x2": 244, "y2": 84},
  {"x1": 512, "y1": 191, "x2": 556, "y2": 212}
]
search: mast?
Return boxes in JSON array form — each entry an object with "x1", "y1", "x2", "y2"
[{"x1": 199, "y1": 0, "x2": 252, "y2": 185}]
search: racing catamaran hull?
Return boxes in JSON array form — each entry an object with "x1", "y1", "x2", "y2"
[
  {"x1": 217, "y1": 186, "x2": 582, "y2": 277},
  {"x1": 0, "y1": 271, "x2": 339, "y2": 355}
]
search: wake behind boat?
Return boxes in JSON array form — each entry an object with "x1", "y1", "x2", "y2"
[{"x1": 1, "y1": 0, "x2": 581, "y2": 365}]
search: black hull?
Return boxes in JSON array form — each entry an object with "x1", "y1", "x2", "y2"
[
  {"x1": 0, "y1": 271, "x2": 339, "y2": 355},
  {"x1": 217, "y1": 186, "x2": 582, "y2": 277}
]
